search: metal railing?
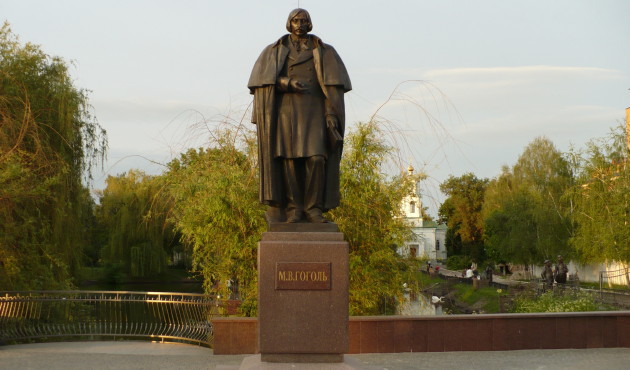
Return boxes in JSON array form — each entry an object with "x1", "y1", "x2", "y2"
[
  {"x1": 599, "y1": 267, "x2": 630, "y2": 294},
  {"x1": 0, "y1": 290, "x2": 217, "y2": 347}
]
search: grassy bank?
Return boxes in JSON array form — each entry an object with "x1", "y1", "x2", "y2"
[{"x1": 451, "y1": 283, "x2": 505, "y2": 313}]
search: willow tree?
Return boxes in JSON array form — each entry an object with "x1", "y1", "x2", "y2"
[
  {"x1": 328, "y1": 121, "x2": 423, "y2": 315},
  {"x1": 569, "y1": 124, "x2": 629, "y2": 265},
  {"x1": 0, "y1": 23, "x2": 107, "y2": 289},
  {"x1": 163, "y1": 127, "x2": 265, "y2": 316},
  {"x1": 97, "y1": 170, "x2": 175, "y2": 277}
]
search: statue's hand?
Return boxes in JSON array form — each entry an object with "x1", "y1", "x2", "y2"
[
  {"x1": 326, "y1": 115, "x2": 338, "y2": 130},
  {"x1": 290, "y1": 79, "x2": 309, "y2": 93}
]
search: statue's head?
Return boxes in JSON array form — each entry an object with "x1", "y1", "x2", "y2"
[
  {"x1": 557, "y1": 255, "x2": 563, "y2": 261},
  {"x1": 286, "y1": 8, "x2": 312, "y2": 36}
]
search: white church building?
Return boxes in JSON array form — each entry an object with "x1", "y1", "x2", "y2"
[{"x1": 397, "y1": 165, "x2": 447, "y2": 262}]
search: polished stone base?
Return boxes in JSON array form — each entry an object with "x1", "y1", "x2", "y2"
[
  {"x1": 235, "y1": 354, "x2": 366, "y2": 369},
  {"x1": 261, "y1": 353, "x2": 343, "y2": 363},
  {"x1": 258, "y1": 231, "x2": 349, "y2": 362},
  {"x1": 266, "y1": 221, "x2": 339, "y2": 232}
]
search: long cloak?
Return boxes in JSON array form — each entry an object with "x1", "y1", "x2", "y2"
[{"x1": 248, "y1": 34, "x2": 351, "y2": 210}]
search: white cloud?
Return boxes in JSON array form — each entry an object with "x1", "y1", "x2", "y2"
[
  {"x1": 348, "y1": 64, "x2": 629, "y2": 217},
  {"x1": 424, "y1": 65, "x2": 621, "y2": 79}
]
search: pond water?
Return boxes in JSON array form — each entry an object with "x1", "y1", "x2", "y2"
[
  {"x1": 78, "y1": 267, "x2": 205, "y2": 293},
  {"x1": 398, "y1": 293, "x2": 442, "y2": 316},
  {"x1": 79, "y1": 281, "x2": 445, "y2": 313}
]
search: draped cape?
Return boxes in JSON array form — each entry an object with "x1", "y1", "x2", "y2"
[{"x1": 248, "y1": 34, "x2": 351, "y2": 210}]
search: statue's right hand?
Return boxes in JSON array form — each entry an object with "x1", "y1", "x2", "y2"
[{"x1": 290, "y1": 79, "x2": 308, "y2": 93}]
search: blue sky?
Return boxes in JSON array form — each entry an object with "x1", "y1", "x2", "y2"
[{"x1": 2, "y1": 0, "x2": 629, "y2": 216}]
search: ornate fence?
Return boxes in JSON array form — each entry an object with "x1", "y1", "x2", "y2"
[
  {"x1": 600, "y1": 267, "x2": 630, "y2": 292},
  {"x1": 0, "y1": 291, "x2": 217, "y2": 347}
]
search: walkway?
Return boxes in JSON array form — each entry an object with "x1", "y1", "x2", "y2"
[
  {"x1": 1, "y1": 341, "x2": 630, "y2": 370},
  {"x1": 437, "y1": 266, "x2": 524, "y2": 287},
  {"x1": 437, "y1": 266, "x2": 630, "y2": 309}
]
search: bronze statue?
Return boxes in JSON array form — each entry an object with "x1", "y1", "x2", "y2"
[
  {"x1": 554, "y1": 255, "x2": 568, "y2": 284},
  {"x1": 248, "y1": 8, "x2": 351, "y2": 223},
  {"x1": 485, "y1": 265, "x2": 493, "y2": 283},
  {"x1": 541, "y1": 260, "x2": 554, "y2": 289}
]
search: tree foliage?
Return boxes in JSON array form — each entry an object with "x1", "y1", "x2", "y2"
[
  {"x1": 568, "y1": 124, "x2": 629, "y2": 263},
  {"x1": 482, "y1": 137, "x2": 573, "y2": 265},
  {"x1": 0, "y1": 23, "x2": 106, "y2": 289},
  {"x1": 163, "y1": 127, "x2": 265, "y2": 316},
  {"x1": 328, "y1": 121, "x2": 423, "y2": 315},
  {"x1": 97, "y1": 170, "x2": 177, "y2": 277},
  {"x1": 438, "y1": 173, "x2": 488, "y2": 261}
]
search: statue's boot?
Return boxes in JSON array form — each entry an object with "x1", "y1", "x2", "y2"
[
  {"x1": 305, "y1": 209, "x2": 328, "y2": 223},
  {"x1": 285, "y1": 206, "x2": 304, "y2": 223},
  {"x1": 265, "y1": 206, "x2": 286, "y2": 223}
]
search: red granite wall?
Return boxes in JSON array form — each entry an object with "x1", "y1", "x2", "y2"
[
  {"x1": 212, "y1": 311, "x2": 630, "y2": 355},
  {"x1": 212, "y1": 317, "x2": 258, "y2": 354}
]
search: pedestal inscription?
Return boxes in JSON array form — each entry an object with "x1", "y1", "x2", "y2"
[
  {"x1": 276, "y1": 262, "x2": 331, "y2": 290},
  {"x1": 258, "y1": 231, "x2": 349, "y2": 363}
]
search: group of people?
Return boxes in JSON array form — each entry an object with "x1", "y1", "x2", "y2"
[
  {"x1": 426, "y1": 262, "x2": 440, "y2": 276},
  {"x1": 463, "y1": 263, "x2": 493, "y2": 282},
  {"x1": 541, "y1": 255, "x2": 569, "y2": 289}
]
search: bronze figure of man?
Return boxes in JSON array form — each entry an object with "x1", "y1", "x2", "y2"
[
  {"x1": 248, "y1": 9, "x2": 351, "y2": 223},
  {"x1": 554, "y1": 255, "x2": 568, "y2": 284},
  {"x1": 541, "y1": 260, "x2": 554, "y2": 289}
]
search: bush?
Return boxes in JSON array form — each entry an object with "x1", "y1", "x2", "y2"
[
  {"x1": 446, "y1": 255, "x2": 471, "y2": 270},
  {"x1": 103, "y1": 262, "x2": 125, "y2": 285},
  {"x1": 511, "y1": 290, "x2": 602, "y2": 313}
]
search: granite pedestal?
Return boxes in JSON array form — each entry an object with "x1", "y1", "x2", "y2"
[{"x1": 257, "y1": 224, "x2": 349, "y2": 363}]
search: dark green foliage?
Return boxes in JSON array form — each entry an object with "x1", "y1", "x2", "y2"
[
  {"x1": 0, "y1": 23, "x2": 106, "y2": 290},
  {"x1": 97, "y1": 171, "x2": 176, "y2": 278},
  {"x1": 446, "y1": 255, "x2": 471, "y2": 271},
  {"x1": 483, "y1": 137, "x2": 573, "y2": 265}
]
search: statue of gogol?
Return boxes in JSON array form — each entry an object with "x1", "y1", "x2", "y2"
[{"x1": 248, "y1": 9, "x2": 351, "y2": 223}]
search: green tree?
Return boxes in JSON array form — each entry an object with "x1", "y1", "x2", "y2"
[
  {"x1": 163, "y1": 127, "x2": 265, "y2": 316},
  {"x1": 328, "y1": 121, "x2": 423, "y2": 315},
  {"x1": 97, "y1": 170, "x2": 176, "y2": 277},
  {"x1": 484, "y1": 188, "x2": 542, "y2": 265},
  {"x1": 483, "y1": 137, "x2": 573, "y2": 265},
  {"x1": 569, "y1": 124, "x2": 629, "y2": 265},
  {"x1": 438, "y1": 173, "x2": 489, "y2": 262},
  {"x1": 0, "y1": 23, "x2": 106, "y2": 290}
]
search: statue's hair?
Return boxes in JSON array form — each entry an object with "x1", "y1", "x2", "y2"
[{"x1": 286, "y1": 8, "x2": 312, "y2": 33}]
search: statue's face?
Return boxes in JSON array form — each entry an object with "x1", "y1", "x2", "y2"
[{"x1": 290, "y1": 13, "x2": 310, "y2": 37}]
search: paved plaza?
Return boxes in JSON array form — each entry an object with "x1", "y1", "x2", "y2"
[{"x1": 1, "y1": 341, "x2": 630, "y2": 370}]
